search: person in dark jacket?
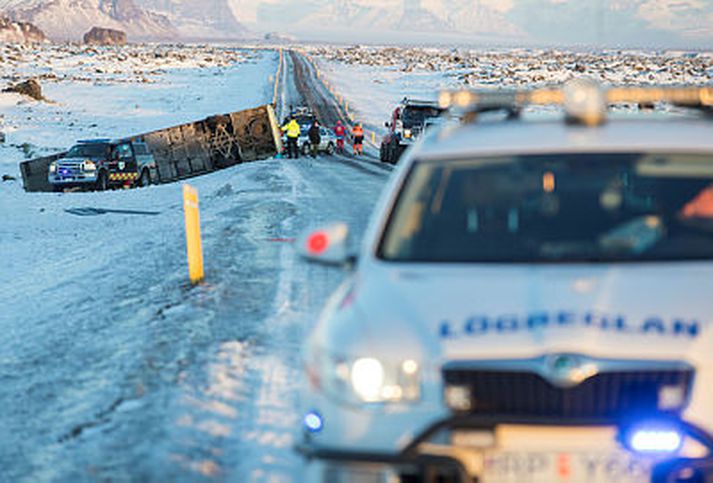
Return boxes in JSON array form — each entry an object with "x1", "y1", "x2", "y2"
[{"x1": 308, "y1": 120, "x2": 321, "y2": 158}]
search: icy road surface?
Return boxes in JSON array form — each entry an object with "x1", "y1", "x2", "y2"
[{"x1": 0, "y1": 157, "x2": 387, "y2": 481}]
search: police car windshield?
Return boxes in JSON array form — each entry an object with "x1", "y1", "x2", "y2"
[
  {"x1": 380, "y1": 153, "x2": 713, "y2": 263},
  {"x1": 67, "y1": 143, "x2": 110, "y2": 158}
]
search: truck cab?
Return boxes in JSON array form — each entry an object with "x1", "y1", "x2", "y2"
[
  {"x1": 380, "y1": 98, "x2": 445, "y2": 164},
  {"x1": 48, "y1": 139, "x2": 156, "y2": 191}
]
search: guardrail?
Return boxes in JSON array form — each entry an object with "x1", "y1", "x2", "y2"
[
  {"x1": 272, "y1": 48, "x2": 284, "y2": 109},
  {"x1": 20, "y1": 104, "x2": 282, "y2": 192}
]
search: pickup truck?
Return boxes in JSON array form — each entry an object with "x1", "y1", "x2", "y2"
[{"x1": 48, "y1": 139, "x2": 156, "y2": 191}]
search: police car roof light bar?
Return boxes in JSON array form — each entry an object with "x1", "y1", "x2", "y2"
[
  {"x1": 78, "y1": 138, "x2": 112, "y2": 144},
  {"x1": 439, "y1": 79, "x2": 713, "y2": 127}
]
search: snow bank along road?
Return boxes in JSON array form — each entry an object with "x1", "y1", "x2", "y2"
[{"x1": 0, "y1": 48, "x2": 391, "y2": 481}]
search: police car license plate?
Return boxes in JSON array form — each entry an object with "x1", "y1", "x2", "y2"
[{"x1": 481, "y1": 450, "x2": 651, "y2": 483}]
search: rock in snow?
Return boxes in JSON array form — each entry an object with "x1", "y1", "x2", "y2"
[
  {"x1": 3, "y1": 78, "x2": 45, "y2": 101},
  {"x1": 84, "y1": 26, "x2": 127, "y2": 45},
  {"x1": 0, "y1": 16, "x2": 46, "y2": 43}
]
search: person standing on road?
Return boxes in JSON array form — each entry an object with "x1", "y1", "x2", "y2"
[
  {"x1": 352, "y1": 122, "x2": 364, "y2": 156},
  {"x1": 308, "y1": 120, "x2": 321, "y2": 158},
  {"x1": 282, "y1": 116, "x2": 301, "y2": 159},
  {"x1": 334, "y1": 120, "x2": 346, "y2": 154}
]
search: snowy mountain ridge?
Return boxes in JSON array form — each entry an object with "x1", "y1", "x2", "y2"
[
  {"x1": 1, "y1": 0, "x2": 711, "y2": 45},
  {"x1": 1, "y1": 0, "x2": 177, "y2": 40},
  {"x1": 0, "y1": 0, "x2": 247, "y2": 40},
  {"x1": 227, "y1": 0, "x2": 523, "y2": 37}
]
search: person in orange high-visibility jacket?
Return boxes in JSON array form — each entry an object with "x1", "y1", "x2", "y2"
[{"x1": 352, "y1": 123, "x2": 364, "y2": 156}]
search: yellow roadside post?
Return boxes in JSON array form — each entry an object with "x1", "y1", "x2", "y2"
[
  {"x1": 372, "y1": 132, "x2": 376, "y2": 143},
  {"x1": 183, "y1": 184, "x2": 204, "y2": 285}
]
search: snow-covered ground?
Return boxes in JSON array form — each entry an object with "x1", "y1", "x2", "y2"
[
  {"x1": 0, "y1": 43, "x2": 390, "y2": 482},
  {"x1": 0, "y1": 44, "x2": 276, "y2": 178},
  {"x1": 1, "y1": 156, "x2": 386, "y2": 482},
  {"x1": 310, "y1": 45, "x2": 713, "y2": 140}
]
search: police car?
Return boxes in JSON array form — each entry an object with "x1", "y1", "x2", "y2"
[
  {"x1": 48, "y1": 139, "x2": 156, "y2": 191},
  {"x1": 296, "y1": 79, "x2": 713, "y2": 482}
]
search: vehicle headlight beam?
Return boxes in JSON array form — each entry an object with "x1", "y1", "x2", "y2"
[
  {"x1": 351, "y1": 358, "x2": 385, "y2": 402},
  {"x1": 314, "y1": 353, "x2": 422, "y2": 405}
]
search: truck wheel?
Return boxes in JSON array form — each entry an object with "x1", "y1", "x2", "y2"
[
  {"x1": 96, "y1": 172, "x2": 108, "y2": 191},
  {"x1": 326, "y1": 143, "x2": 335, "y2": 155},
  {"x1": 387, "y1": 144, "x2": 395, "y2": 164},
  {"x1": 394, "y1": 144, "x2": 406, "y2": 164},
  {"x1": 138, "y1": 169, "x2": 151, "y2": 188}
]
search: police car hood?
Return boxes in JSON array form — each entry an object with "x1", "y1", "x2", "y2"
[{"x1": 353, "y1": 262, "x2": 712, "y2": 364}]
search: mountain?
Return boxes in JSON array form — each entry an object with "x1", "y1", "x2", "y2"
[
  {"x1": 1, "y1": 0, "x2": 710, "y2": 45},
  {"x1": 228, "y1": 0, "x2": 522, "y2": 38},
  {"x1": 506, "y1": 0, "x2": 713, "y2": 47},
  {"x1": 0, "y1": 15, "x2": 46, "y2": 42},
  {"x1": 0, "y1": 0, "x2": 177, "y2": 41},
  {"x1": 137, "y1": 0, "x2": 248, "y2": 39},
  {"x1": 226, "y1": 0, "x2": 711, "y2": 46}
]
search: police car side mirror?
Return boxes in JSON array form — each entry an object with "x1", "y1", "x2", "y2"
[
  {"x1": 297, "y1": 222, "x2": 353, "y2": 268},
  {"x1": 385, "y1": 122, "x2": 391, "y2": 128}
]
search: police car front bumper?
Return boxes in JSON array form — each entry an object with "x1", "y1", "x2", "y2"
[
  {"x1": 49, "y1": 171, "x2": 98, "y2": 185},
  {"x1": 297, "y1": 415, "x2": 713, "y2": 483}
]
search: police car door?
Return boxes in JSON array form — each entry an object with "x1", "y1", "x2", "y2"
[{"x1": 115, "y1": 143, "x2": 137, "y2": 173}]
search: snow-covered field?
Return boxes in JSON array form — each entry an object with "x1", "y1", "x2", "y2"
[
  {"x1": 310, "y1": 45, "x2": 713, "y2": 139},
  {"x1": 0, "y1": 44, "x2": 276, "y2": 178}
]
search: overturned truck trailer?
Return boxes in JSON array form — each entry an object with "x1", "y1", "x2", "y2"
[{"x1": 20, "y1": 104, "x2": 283, "y2": 192}]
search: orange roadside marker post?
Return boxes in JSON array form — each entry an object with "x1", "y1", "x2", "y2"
[{"x1": 183, "y1": 184, "x2": 204, "y2": 285}]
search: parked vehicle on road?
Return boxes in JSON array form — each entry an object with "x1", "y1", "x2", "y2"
[
  {"x1": 380, "y1": 98, "x2": 445, "y2": 164},
  {"x1": 301, "y1": 126, "x2": 337, "y2": 156},
  {"x1": 283, "y1": 105, "x2": 316, "y2": 133},
  {"x1": 297, "y1": 80, "x2": 713, "y2": 483},
  {"x1": 48, "y1": 139, "x2": 157, "y2": 191}
]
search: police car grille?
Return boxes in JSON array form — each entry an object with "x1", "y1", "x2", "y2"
[
  {"x1": 58, "y1": 162, "x2": 82, "y2": 174},
  {"x1": 443, "y1": 369, "x2": 693, "y2": 422}
]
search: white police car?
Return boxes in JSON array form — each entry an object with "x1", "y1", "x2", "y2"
[{"x1": 297, "y1": 80, "x2": 713, "y2": 483}]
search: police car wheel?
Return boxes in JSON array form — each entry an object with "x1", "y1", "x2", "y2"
[
  {"x1": 96, "y1": 172, "x2": 108, "y2": 191},
  {"x1": 302, "y1": 144, "x2": 310, "y2": 155},
  {"x1": 386, "y1": 144, "x2": 395, "y2": 164},
  {"x1": 139, "y1": 169, "x2": 151, "y2": 187},
  {"x1": 326, "y1": 143, "x2": 335, "y2": 155}
]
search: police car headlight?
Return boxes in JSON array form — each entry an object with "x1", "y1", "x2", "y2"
[
  {"x1": 49, "y1": 162, "x2": 57, "y2": 173},
  {"x1": 351, "y1": 358, "x2": 384, "y2": 402},
  {"x1": 403, "y1": 129, "x2": 412, "y2": 139},
  {"x1": 316, "y1": 353, "x2": 421, "y2": 405},
  {"x1": 82, "y1": 160, "x2": 96, "y2": 172}
]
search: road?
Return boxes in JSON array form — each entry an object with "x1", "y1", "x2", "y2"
[{"x1": 0, "y1": 50, "x2": 391, "y2": 482}]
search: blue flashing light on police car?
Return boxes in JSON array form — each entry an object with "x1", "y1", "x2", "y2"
[
  {"x1": 623, "y1": 422, "x2": 683, "y2": 454},
  {"x1": 303, "y1": 411, "x2": 324, "y2": 433}
]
